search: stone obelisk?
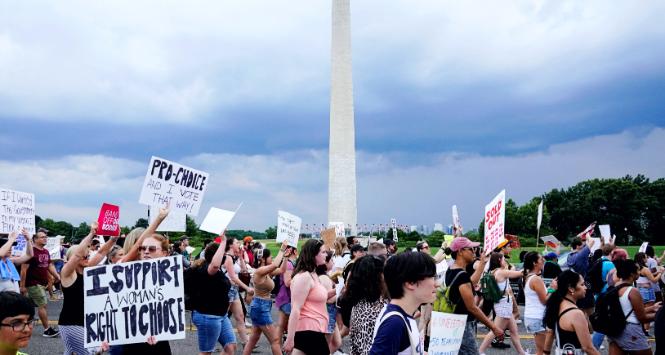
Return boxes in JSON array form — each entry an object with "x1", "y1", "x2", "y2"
[{"x1": 328, "y1": 0, "x2": 357, "y2": 235}]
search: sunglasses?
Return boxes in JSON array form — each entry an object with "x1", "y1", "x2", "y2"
[{"x1": 139, "y1": 246, "x2": 161, "y2": 253}]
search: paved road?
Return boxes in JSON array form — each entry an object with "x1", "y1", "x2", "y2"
[{"x1": 25, "y1": 299, "x2": 655, "y2": 354}]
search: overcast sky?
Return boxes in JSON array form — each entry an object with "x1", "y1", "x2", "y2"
[{"x1": 1, "y1": 1, "x2": 664, "y2": 232}]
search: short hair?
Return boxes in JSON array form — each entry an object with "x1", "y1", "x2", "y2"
[
  {"x1": 615, "y1": 259, "x2": 638, "y2": 280},
  {"x1": 203, "y1": 242, "x2": 220, "y2": 264},
  {"x1": 383, "y1": 239, "x2": 396, "y2": 247},
  {"x1": 601, "y1": 244, "x2": 615, "y2": 256},
  {"x1": 368, "y1": 242, "x2": 386, "y2": 255},
  {"x1": 383, "y1": 251, "x2": 436, "y2": 300},
  {"x1": 570, "y1": 238, "x2": 582, "y2": 250},
  {"x1": 346, "y1": 236, "x2": 356, "y2": 246},
  {"x1": 415, "y1": 241, "x2": 429, "y2": 252},
  {"x1": 0, "y1": 291, "x2": 35, "y2": 322},
  {"x1": 350, "y1": 244, "x2": 365, "y2": 258}
]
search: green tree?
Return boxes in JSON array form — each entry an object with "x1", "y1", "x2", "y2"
[
  {"x1": 265, "y1": 226, "x2": 277, "y2": 240},
  {"x1": 134, "y1": 218, "x2": 149, "y2": 229}
]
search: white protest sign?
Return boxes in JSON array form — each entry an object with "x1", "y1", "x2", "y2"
[
  {"x1": 199, "y1": 207, "x2": 236, "y2": 235},
  {"x1": 139, "y1": 156, "x2": 209, "y2": 216},
  {"x1": 277, "y1": 211, "x2": 302, "y2": 247},
  {"x1": 0, "y1": 188, "x2": 35, "y2": 234},
  {"x1": 328, "y1": 222, "x2": 345, "y2": 238},
  {"x1": 483, "y1": 190, "x2": 506, "y2": 254},
  {"x1": 537, "y1": 200, "x2": 543, "y2": 231},
  {"x1": 11, "y1": 234, "x2": 28, "y2": 257},
  {"x1": 149, "y1": 206, "x2": 186, "y2": 232},
  {"x1": 452, "y1": 205, "x2": 461, "y2": 230},
  {"x1": 46, "y1": 236, "x2": 64, "y2": 260},
  {"x1": 83, "y1": 256, "x2": 186, "y2": 348},
  {"x1": 429, "y1": 311, "x2": 467, "y2": 354},
  {"x1": 590, "y1": 237, "x2": 601, "y2": 253},
  {"x1": 599, "y1": 225, "x2": 611, "y2": 244},
  {"x1": 639, "y1": 242, "x2": 649, "y2": 253}
]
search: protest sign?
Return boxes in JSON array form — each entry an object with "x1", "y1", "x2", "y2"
[
  {"x1": 590, "y1": 238, "x2": 601, "y2": 253},
  {"x1": 483, "y1": 190, "x2": 506, "y2": 254},
  {"x1": 277, "y1": 211, "x2": 302, "y2": 248},
  {"x1": 576, "y1": 222, "x2": 597, "y2": 240},
  {"x1": 139, "y1": 156, "x2": 209, "y2": 216},
  {"x1": 639, "y1": 242, "x2": 649, "y2": 253},
  {"x1": 452, "y1": 205, "x2": 461, "y2": 230},
  {"x1": 429, "y1": 311, "x2": 467, "y2": 354},
  {"x1": 149, "y1": 206, "x2": 186, "y2": 232},
  {"x1": 83, "y1": 256, "x2": 185, "y2": 348},
  {"x1": 46, "y1": 236, "x2": 64, "y2": 260},
  {"x1": 328, "y1": 222, "x2": 345, "y2": 238},
  {"x1": 11, "y1": 234, "x2": 28, "y2": 257},
  {"x1": 321, "y1": 228, "x2": 336, "y2": 250},
  {"x1": 599, "y1": 225, "x2": 611, "y2": 244},
  {"x1": 97, "y1": 203, "x2": 120, "y2": 236},
  {"x1": 541, "y1": 235, "x2": 560, "y2": 249},
  {"x1": 0, "y1": 188, "x2": 36, "y2": 234},
  {"x1": 199, "y1": 208, "x2": 236, "y2": 235},
  {"x1": 390, "y1": 218, "x2": 397, "y2": 240}
]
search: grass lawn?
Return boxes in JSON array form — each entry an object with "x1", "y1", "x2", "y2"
[{"x1": 259, "y1": 238, "x2": 664, "y2": 262}]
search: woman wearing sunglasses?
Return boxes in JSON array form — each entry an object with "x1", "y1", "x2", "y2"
[{"x1": 58, "y1": 221, "x2": 118, "y2": 355}]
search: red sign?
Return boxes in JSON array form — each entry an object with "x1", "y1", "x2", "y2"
[{"x1": 97, "y1": 203, "x2": 120, "y2": 236}]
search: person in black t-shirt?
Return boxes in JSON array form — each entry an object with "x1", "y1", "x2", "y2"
[
  {"x1": 445, "y1": 238, "x2": 503, "y2": 355},
  {"x1": 543, "y1": 252, "x2": 562, "y2": 280}
]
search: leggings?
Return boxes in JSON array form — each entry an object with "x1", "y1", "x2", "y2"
[
  {"x1": 294, "y1": 331, "x2": 328, "y2": 354},
  {"x1": 60, "y1": 325, "x2": 94, "y2": 355}
]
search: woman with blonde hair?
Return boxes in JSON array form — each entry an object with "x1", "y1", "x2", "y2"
[{"x1": 332, "y1": 237, "x2": 350, "y2": 273}]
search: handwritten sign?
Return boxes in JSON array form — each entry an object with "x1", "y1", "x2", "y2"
[
  {"x1": 139, "y1": 156, "x2": 209, "y2": 216},
  {"x1": 429, "y1": 311, "x2": 467, "y2": 354},
  {"x1": 46, "y1": 236, "x2": 63, "y2": 260},
  {"x1": 199, "y1": 208, "x2": 236, "y2": 235},
  {"x1": 149, "y1": 206, "x2": 186, "y2": 232},
  {"x1": 484, "y1": 190, "x2": 506, "y2": 254},
  {"x1": 0, "y1": 188, "x2": 35, "y2": 234},
  {"x1": 277, "y1": 211, "x2": 301, "y2": 247},
  {"x1": 452, "y1": 205, "x2": 461, "y2": 230},
  {"x1": 97, "y1": 203, "x2": 120, "y2": 236},
  {"x1": 599, "y1": 225, "x2": 611, "y2": 244},
  {"x1": 321, "y1": 228, "x2": 336, "y2": 250},
  {"x1": 329, "y1": 222, "x2": 345, "y2": 238},
  {"x1": 11, "y1": 234, "x2": 28, "y2": 257},
  {"x1": 83, "y1": 256, "x2": 185, "y2": 348}
]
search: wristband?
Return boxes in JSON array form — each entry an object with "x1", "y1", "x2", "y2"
[{"x1": 547, "y1": 288, "x2": 555, "y2": 294}]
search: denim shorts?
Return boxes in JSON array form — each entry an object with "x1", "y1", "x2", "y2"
[
  {"x1": 228, "y1": 285, "x2": 239, "y2": 302},
  {"x1": 249, "y1": 297, "x2": 273, "y2": 326},
  {"x1": 279, "y1": 303, "x2": 292, "y2": 315},
  {"x1": 326, "y1": 303, "x2": 337, "y2": 334},
  {"x1": 524, "y1": 317, "x2": 547, "y2": 334},
  {"x1": 191, "y1": 311, "x2": 236, "y2": 352},
  {"x1": 609, "y1": 322, "x2": 650, "y2": 351},
  {"x1": 638, "y1": 286, "x2": 656, "y2": 303}
]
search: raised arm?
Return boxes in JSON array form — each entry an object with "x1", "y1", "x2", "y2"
[
  {"x1": 121, "y1": 206, "x2": 169, "y2": 262},
  {"x1": 470, "y1": 253, "x2": 487, "y2": 285},
  {"x1": 0, "y1": 232, "x2": 18, "y2": 260},
  {"x1": 208, "y1": 237, "x2": 228, "y2": 276},
  {"x1": 89, "y1": 233, "x2": 119, "y2": 266},
  {"x1": 432, "y1": 241, "x2": 448, "y2": 263},
  {"x1": 255, "y1": 241, "x2": 288, "y2": 278},
  {"x1": 61, "y1": 222, "x2": 98, "y2": 281},
  {"x1": 9, "y1": 229, "x2": 34, "y2": 265}
]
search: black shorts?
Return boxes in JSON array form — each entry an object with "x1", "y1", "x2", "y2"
[{"x1": 294, "y1": 330, "x2": 328, "y2": 354}]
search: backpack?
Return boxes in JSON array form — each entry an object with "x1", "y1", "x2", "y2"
[
  {"x1": 433, "y1": 270, "x2": 465, "y2": 313},
  {"x1": 589, "y1": 283, "x2": 633, "y2": 337},
  {"x1": 587, "y1": 258, "x2": 610, "y2": 294},
  {"x1": 480, "y1": 272, "x2": 504, "y2": 304}
]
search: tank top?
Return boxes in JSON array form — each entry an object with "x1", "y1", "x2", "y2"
[
  {"x1": 58, "y1": 272, "x2": 85, "y2": 326},
  {"x1": 619, "y1": 286, "x2": 639, "y2": 324},
  {"x1": 636, "y1": 267, "x2": 650, "y2": 285},
  {"x1": 296, "y1": 272, "x2": 329, "y2": 333},
  {"x1": 555, "y1": 307, "x2": 582, "y2": 350},
  {"x1": 253, "y1": 272, "x2": 275, "y2": 299},
  {"x1": 524, "y1": 275, "x2": 547, "y2": 319}
]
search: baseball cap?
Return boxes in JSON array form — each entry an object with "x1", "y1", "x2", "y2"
[
  {"x1": 544, "y1": 252, "x2": 558, "y2": 261},
  {"x1": 449, "y1": 237, "x2": 480, "y2": 252}
]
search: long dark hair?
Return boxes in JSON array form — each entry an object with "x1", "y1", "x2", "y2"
[
  {"x1": 315, "y1": 251, "x2": 334, "y2": 275},
  {"x1": 522, "y1": 251, "x2": 541, "y2": 281},
  {"x1": 488, "y1": 252, "x2": 504, "y2": 272},
  {"x1": 343, "y1": 255, "x2": 386, "y2": 307},
  {"x1": 635, "y1": 252, "x2": 648, "y2": 268},
  {"x1": 224, "y1": 237, "x2": 236, "y2": 253},
  {"x1": 544, "y1": 270, "x2": 582, "y2": 329},
  {"x1": 293, "y1": 239, "x2": 324, "y2": 275}
]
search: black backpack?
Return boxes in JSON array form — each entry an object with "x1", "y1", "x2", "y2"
[
  {"x1": 590, "y1": 283, "x2": 633, "y2": 337},
  {"x1": 587, "y1": 258, "x2": 610, "y2": 294}
]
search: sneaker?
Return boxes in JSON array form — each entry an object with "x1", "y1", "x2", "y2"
[
  {"x1": 43, "y1": 327, "x2": 60, "y2": 337},
  {"x1": 491, "y1": 340, "x2": 510, "y2": 349}
]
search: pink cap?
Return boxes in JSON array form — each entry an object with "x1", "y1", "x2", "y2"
[{"x1": 449, "y1": 237, "x2": 480, "y2": 252}]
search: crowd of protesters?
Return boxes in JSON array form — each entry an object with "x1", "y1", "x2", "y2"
[{"x1": 2, "y1": 214, "x2": 665, "y2": 355}]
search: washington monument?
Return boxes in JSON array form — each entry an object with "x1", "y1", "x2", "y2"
[{"x1": 328, "y1": 0, "x2": 357, "y2": 235}]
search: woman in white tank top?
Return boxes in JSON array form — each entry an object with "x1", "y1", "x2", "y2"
[{"x1": 522, "y1": 252, "x2": 552, "y2": 355}]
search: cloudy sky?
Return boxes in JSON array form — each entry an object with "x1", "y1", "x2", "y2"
[{"x1": 2, "y1": 1, "x2": 664, "y2": 232}]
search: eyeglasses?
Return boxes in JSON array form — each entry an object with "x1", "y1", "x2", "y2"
[
  {"x1": 460, "y1": 247, "x2": 473, "y2": 252},
  {"x1": 0, "y1": 319, "x2": 34, "y2": 332},
  {"x1": 139, "y1": 246, "x2": 161, "y2": 253},
  {"x1": 422, "y1": 246, "x2": 430, "y2": 250}
]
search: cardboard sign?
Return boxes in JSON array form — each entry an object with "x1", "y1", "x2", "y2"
[
  {"x1": 321, "y1": 228, "x2": 336, "y2": 250},
  {"x1": 139, "y1": 156, "x2": 209, "y2": 216},
  {"x1": 452, "y1": 205, "x2": 461, "y2": 230},
  {"x1": 97, "y1": 203, "x2": 120, "y2": 236},
  {"x1": 0, "y1": 188, "x2": 36, "y2": 234},
  {"x1": 83, "y1": 256, "x2": 185, "y2": 347},
  {"x1": 149, "y1": 206, "x2": 186, "y2": 232},
  {"x1": 429, "y1": 311, "x2": 467, "y2": 354},
  {"x1": 11, "y1": 234, "x2": 28, "y2": 257},
  {"x1": 483, "y1": 190, "x2": 506, "y2": 254},
  {"x1": 639, "y1": 242, "x2": 649, "y2": 253},
  {"x1": 199, "y1": 208, "x2": 236, "y2": 235},
  {"x1": 276, "y1": 211, "x2": 301, "y2": 248},
  {"x1": 329, "y1": 222, "x2": 345, "y2": 238},
  {"x1": 599, "y1": 225, "x2": 611, "y2": 244},
  {"x1": 46, "y1": 236, "x2": 64, "y2": 260}
]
